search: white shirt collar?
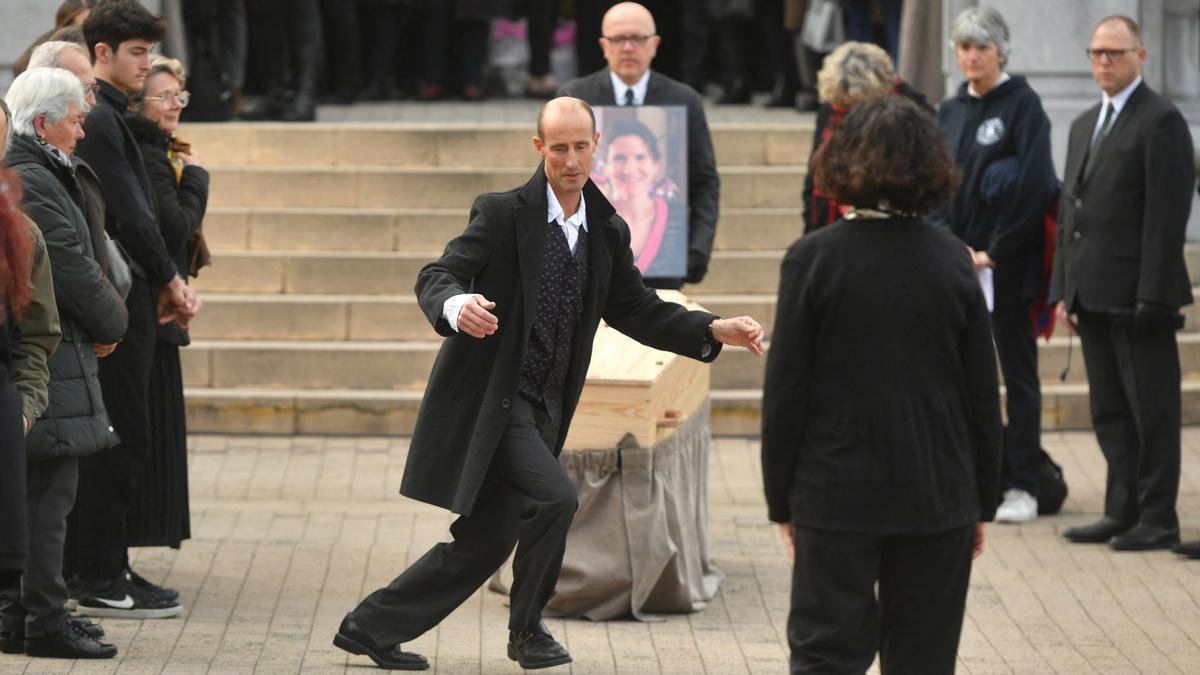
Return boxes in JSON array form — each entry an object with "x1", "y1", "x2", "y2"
[
  {"x1": 1102, "y1": 75, "x2": 1141, "y2": 115},
  {"x1": 610, "y1": 69, "x2": 651, "y2": 106},
  {"x1": 546, "y1": 183, "x2": 587, "y2": 230},
  {"x1": 967, "y1": 72, "x2": 1010, "y2": 98}
]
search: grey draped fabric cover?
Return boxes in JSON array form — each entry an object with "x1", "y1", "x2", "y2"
[{"x1": 490, "y1": 401, "x2": 722, "y2": 621}]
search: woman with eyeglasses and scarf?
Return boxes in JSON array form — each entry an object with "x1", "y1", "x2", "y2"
[{"x1": 123, "y1": 55, "x2": 209, "y2": 555}]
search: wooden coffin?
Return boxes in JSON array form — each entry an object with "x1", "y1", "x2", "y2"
[{"x1": 563, "y1": 290, "x2": 711, "y2": 451}]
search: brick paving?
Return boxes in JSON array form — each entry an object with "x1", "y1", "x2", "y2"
[{"x1": 0, "y1": 429, "x2": 1198, "y2": 674}]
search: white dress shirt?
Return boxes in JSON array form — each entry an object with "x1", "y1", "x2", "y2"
[
  {"x1": 610, "y1": 70, "x2": 650, "y2": 106},
  {"x1": 442, "y1": 185, "x2": 588, "y2": 332},
  {"x1": 1091, "y1": 75, "x2": 1141, "y2": 144}
]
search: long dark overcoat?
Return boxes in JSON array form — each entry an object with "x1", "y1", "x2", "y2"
[{"x1": 404, "y1": 166, "x2": 720, "y2": 515}]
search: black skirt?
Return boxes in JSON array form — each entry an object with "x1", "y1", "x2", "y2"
[{"x1": 126, "y1": 343, "x2": 191, "y2": 548}]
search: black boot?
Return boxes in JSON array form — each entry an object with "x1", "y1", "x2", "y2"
[{"x1": 508, "y1": 621, "x2": 572, "y2": 669}]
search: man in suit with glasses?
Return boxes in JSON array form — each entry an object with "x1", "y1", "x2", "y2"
[{"x1": 1051, "y1": 15, "x2": 1194, "y2": 553}]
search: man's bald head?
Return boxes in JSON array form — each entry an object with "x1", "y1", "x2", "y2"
[
  {"x1": 602, "y1": 2, "x2": 657, "y2": 36},
  {"x1": 536, "y1": 97, "x2": 596, "y2": 141},
  {"x1": 599, "y1": 2, "x2": 660, "y2": 85}
]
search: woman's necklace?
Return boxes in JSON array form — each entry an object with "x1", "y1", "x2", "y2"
[{"x1": 843, "y1": 204, "x2": 919, "y2": 220}]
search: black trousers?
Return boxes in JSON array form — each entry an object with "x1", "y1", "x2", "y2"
[
  {"x1": 1076, "y1": 310, "x2": 1181, "y2": 529},
  {"x1": 349, "y1": 394, "x2": 577, "y2": 647},
  {"x1": 71, "y1": 278, "x2": 156, "y2": 582},
  {"x1": 0, "y1": 457, "x2": 77, "y2": 637},
  {"x1": 788, "y1": 524, "x2": 975, "y2": 675},
  {"x1": 991, "y1": 302, "x2": 1041, "y2": 496}
]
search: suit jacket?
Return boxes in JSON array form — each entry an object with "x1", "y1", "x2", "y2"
[
  {"x1": 1050, "y1": 81, "x2": 1194, "y2": 312},
  {"x1": 404, "y1": 166, "x2": 721, "y2": 515},
  {"x1": 558, "y1": 68, "x2": 720, "y2": 285}
]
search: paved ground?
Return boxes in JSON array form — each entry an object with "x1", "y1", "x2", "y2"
[{"x1": 0, "y1": 428, "x2": 1198, "y2": 674}]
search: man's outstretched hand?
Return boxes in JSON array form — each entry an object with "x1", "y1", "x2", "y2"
[
  {"x1": 712, "y1": 316, "x2": 765, "y2": 356},
  {"x1": 459, "y1": 294, "x2": 499, "y2": 338}
]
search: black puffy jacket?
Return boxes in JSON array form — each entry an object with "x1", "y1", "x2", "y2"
[{"x1": 7, "y1": 134, "x2": 128, "y2": 461}]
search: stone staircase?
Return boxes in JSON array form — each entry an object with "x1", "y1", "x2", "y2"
[{"x1": 181, "y1": 122, "x2": 1200, "y2": 436}]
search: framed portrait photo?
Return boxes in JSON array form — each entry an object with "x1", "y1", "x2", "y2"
[{"x1": 592, "y1": 105, "x2": 688, "y2": 280}]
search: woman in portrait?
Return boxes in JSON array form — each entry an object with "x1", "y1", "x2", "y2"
[
  {"x1": 762, "y1": 95, "x2": 1003, "y2": 674},
  {"x1": 596, "y1": 118, "x2": 684, "y2": 279}
]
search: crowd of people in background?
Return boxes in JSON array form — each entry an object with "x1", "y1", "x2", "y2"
[
  {"x1": 0, "y1": 0, "x2": 1198, "y2": 671},
  {"x1": 12, "y1": 1, "x2": 916, "y2": 122},
  {"x1": 1, "y1": 0, "x2": 206, "y2": 660}
]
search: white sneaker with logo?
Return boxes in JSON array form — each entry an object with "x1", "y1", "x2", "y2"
[{"x1": 994, "y1": 488, "x2": 1038, "y2": 524}]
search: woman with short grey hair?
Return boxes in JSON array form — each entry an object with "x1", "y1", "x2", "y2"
[
  {"x1": 1, "y1": 67, "x2": 126, "y2": 660},
  {"x1": 938, "y1": 5, "x2": 1059, "y2": 526}
]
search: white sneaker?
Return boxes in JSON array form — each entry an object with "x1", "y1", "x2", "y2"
[{"x1": 994, "y1": 488, "x2": 1038, "y2": 524}]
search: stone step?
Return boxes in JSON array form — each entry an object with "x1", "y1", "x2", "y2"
[
  {"x1": 181, "y1": 123, "x2": 814, "y2": 168},
  {"x1": 203, "y1": 206, "x2": 805, "y2": 253},
  {"x1": 206, "y1": 165, "x2": 805, "y2": 209},
  {"x1": 189, "y1": 249, "x2": 787, "y2": 295},
  {"x1": 187, "y1": 291, "x2": 1200, "y2": 343},
  {"x1": 179, "y1": 332, "x2": 1200, "y2": 394},
  {"x1": 182, "y1": 380, "x2": 1200, "y2": 436}
]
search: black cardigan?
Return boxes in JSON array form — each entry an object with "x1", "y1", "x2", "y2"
[{"x1": 762, "y1": 217, "x2": 1003, "y2": 533}]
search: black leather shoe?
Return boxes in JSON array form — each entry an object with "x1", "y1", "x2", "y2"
[
  {"x1": 0, "y1": 626, "x2": 23, "y2": 654},
  {"x1": 71, "y1": 617, "x2": 105, "y2": 639},
  {"x1": 1172, "y1": 540, "x2": 1200, "y2": 559},
  {"x1": 1063, "y1": 518, "x2": 1131, "y2": 543},
  {"x1": 24, "y1": 620, "x2": 117, "y2": 659},
  {"x1": 1109, "y1": 524, "x2": 1180, "y2": 551},
  {"x1": 508, "y1": 622, "x2": 572, "y2": 669},
  {"x1": 333, "y1": 614, "x2": 428, "y2": 670}
]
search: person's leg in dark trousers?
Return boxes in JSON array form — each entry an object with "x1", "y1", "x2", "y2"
[
  {"x1": 991, "y1": 299, "x2": 1042, "y2": 498},
  {"x1": 76, "y1": 279, "x2": 156, "y2": 584},
  {"x1": 526, "y1": 0, "x2": 557, "y2": 95},
  {"x1": 457, "y1": 18, "x2": 490, "y2": 98},
  {"x1": 20, "y1": 458, "x2": 78, "y2": 638},
  {"x1": 678, "y1": 2, "x2": 711, "y2": 92},
  {"x1": 880, "y1": 0, "x2": 902, "y2": 64},
  {"x1": 1077, "y1": 311, "x2": 1181, "y2": 529},
  {"x1": 842, "y1": 0, "x2": 875, "y2": 43},
  {"x1": 348, "y1": 394, "x2": 577, "y2": 646},
  {"x1": 788, "y1": 526, "x2": 881, "y2": 674},
  {"x1": 877, "y1": 525, "x2": 974, "y2": 675}
]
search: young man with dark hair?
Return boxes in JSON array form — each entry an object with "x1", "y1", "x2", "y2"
[{"x1": 70, "y1": 0, "x2": 198, "y2": 620}]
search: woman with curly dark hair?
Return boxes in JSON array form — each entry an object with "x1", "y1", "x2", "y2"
[{"x1": 762, "y1": 95, "x2": 1004, "y2": 674}]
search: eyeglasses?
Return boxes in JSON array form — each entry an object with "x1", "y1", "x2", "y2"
[
  {"x1": 1085, "y1": 47, "x2": 1137, "y2": 62},
  {"x1": 145, "y1": 90, "x2": 190, "y2": 108},
  {"x1": 603, "y1": 34, "x2": 656, "y2": 47},
  {"x1": 82, "y1": 82, "x2": 100, "y2": 96}
]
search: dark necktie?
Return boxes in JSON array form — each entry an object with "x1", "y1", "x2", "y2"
[
  {"x1": 624, "y1": 88, "x2": 635, "y2": 106},
  {"x1": 1082, "y1": 102, "x2": 1115, "y2": 182}
]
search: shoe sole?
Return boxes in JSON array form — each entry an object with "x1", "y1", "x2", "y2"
[
  {"x1": 0, "y1": 638, "x2": 23, "y2": 654},
  {"x1": 507, "y1": 644, "x2": 573, "y2": 669},
  {"x1": 66, "y1": 598, "x2": 77, "y2": 611},
  {"x1": 24, "y1": 644, "x2": 118, "y2": 659},
  {"x1": 333, "y1": 632, "x2": 429, "y2": 671},
  {"x1": 76, "y1": 604, "x2": 183, "y2": 619}
]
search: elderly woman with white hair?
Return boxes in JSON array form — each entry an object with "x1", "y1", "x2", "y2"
[
  {"x1": 802, "y1": 41, "x2": 932, "y2": 232},
  {"x1": 0, "y1": 67, "x2": 126, "y2": 660},
  {"x1": 937, "y1": 5, "x2": 1059, "y2": 525}
]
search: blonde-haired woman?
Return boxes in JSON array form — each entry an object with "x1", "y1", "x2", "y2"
[
  {"x1": 803, "y1": 41, "x2": 933, "y2": 232},
  {"x1": 122, "y1": 54, "x2": 208, "y2": 557}
]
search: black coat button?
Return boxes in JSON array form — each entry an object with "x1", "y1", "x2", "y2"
[
  {"x1": 1075, "y1": 198, "x2": 1083, "y2": 208},
  {"x1": 501, "y1": 398, "x2": 511, "y2": 409},
  {"x1": 1073, "y1": 231, "x2": 1082, "y2": 240}
]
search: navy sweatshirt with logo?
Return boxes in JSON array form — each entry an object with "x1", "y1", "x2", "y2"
[{"x1": 936, "y1": 75, "x2": 1058, "y2": 270}]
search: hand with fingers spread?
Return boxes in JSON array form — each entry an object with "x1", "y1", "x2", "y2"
[
  {"x1": 711, "y1": 315, "x2": 765, "y2": 356},
  {"x1": 458, "y1": 294, "x2": 499, "y2": 338}
]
